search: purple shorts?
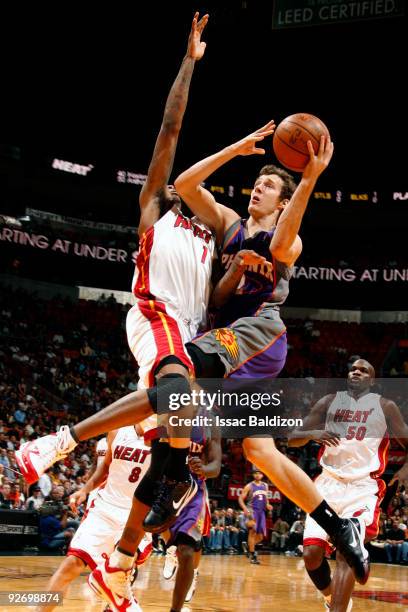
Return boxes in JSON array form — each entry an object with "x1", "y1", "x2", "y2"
[{"x1": 169, "y1": 479, "x2": 210, "y2": 546}]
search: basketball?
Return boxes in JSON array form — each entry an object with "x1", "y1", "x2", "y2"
[{"x1": 273, "y1": 113, "x2": 330, "y2": 173}]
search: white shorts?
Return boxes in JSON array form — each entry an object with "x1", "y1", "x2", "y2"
[
  {"x1": 126, "y1": 300, "x2": 194, "y2": 389},
  {"x1": 68, "y1": 495, "x2": 152, "y2": 570},
  {"x1": 303, "y1": 470, "x2": 385, "y2": 552}
]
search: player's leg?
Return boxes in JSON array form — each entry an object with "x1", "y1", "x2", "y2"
[
  {"x1": 303, "y1": 545, "x2": 332, "y2": 604},
  {"x1": 100, "y1": 437, "x2": 169, "y2": 573},
  {"x1": 243, "y1": 437, "x2": 369, "y2": 584},
  {"x1": 36, "y1": 555, "x2": 85, "y2": 612},
  {"x1": 184, "y1": 549, "x2": 201, "y2": 603},
  {"x1": 171, "y1": 543, "x2": 195, "y2": 612},
  {"x1": 303, "y1": 508, "x2": 333, "y2": 606},
  {"x1": 330, "y1": 551, "x2": 354, "y2": 612}
]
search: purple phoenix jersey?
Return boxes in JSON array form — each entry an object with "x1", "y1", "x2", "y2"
[
  {"x1": 217, "y1": 219, "x2": 291, "y2": 326},
  {"x1": 249, "y1": 481, "x2": 268, "y2": 535}
]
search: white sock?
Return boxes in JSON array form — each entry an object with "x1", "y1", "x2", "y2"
[
  {"x1": 57, "y1": 426, "x2": 77, "y2": 453},
  {"x1": 110, "y1": 548, "x2": 134, "y2": 570}
]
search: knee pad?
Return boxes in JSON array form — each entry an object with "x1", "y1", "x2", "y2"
[
  {"x1": 147, "y1": 373, "x2": 191, "y2": 414},
  {"x1": 305, "y1": 558, "x2": 331, "y2": 591},
  {"x1": 154, "y1": 355, "x2": 189, "y2": 376}
]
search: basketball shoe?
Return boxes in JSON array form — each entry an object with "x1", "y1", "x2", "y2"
[
  {"x1": 15, "y1": 426, "x2": 77, "y2": 484},
  {"x1": 163, "y1": 545, "x2": 178, "y2": 579},
  {"x1": 333, "y1": 517, "x2": 370, "y2": 585},
  {"x1": 88, "y1": 553, "x2": 142, "y2": 612},
  {"x1": 143, "y1": 474, "x2": 198, "y2": 533},
  {"x1": 185, "y1": 569, "x2": 199, "y2": 602}
]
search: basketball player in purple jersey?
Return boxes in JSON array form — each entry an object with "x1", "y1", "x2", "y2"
[
  {"x1": 170, "y1": 126, "x2": 370, "y2": 584},
  {"x1": 239, "y1": 469, "x2": 271, "y2": 564}
]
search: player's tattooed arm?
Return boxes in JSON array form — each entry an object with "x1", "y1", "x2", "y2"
[{"x1": 138, "y1": 13, "x2": 208, "y2": 233}]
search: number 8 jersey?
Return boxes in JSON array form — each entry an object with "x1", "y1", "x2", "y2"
[
  {"x1": 320, "y1": 391, "x2": 389, "y2": 482},
  {"x1": 97, "y1": 426, "x2": 151, "y2": 509}
]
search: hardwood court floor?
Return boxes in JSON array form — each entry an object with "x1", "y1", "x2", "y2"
[{"x1": 0, "y1": 553, "x2": 406, "y2": 611}]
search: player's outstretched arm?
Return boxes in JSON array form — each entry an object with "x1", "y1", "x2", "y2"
[
  {"x1": 139, "y1": 13, "x2": 208, "y2": 231},
  {"x1": 175, "y1": 121, "x2": 275, "y2": 242},
  {"x1": 270, "y1": 135, "x2": 334, "y2": 265}
]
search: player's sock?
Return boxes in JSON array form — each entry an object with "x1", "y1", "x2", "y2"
[
  {"x1": 111, "y1": 547, "x2": 134, "y2": 570},
  {"x1": 69, "y1": 427, "x2": 80, "y2": 444},
  {"x1": 310, "y1": 500, "x2": 342, "y2": 540},
  {"x1": 164, "y1": 446, "x2": 190, "y2": 481}
]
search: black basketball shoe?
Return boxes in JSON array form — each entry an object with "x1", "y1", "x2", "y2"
[
  {"x1": 333, "y1": 517, "x2": 370, "y2": 585},
  {"x1": 143, "y1": 474, "x2": 198, "y2": 533}
]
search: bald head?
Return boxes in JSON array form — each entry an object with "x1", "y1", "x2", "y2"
[
  {"x1": 348, "y1": 359, "x2": 375, "y2": 393},
  {"x1": 351, "y1": 359, "x2": 375, "y2": 377}
]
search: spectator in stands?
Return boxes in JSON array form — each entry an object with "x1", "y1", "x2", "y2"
[
  {"x1": 271, "y1": 516, "x2": 290, "y2": 552},
  {"x1": 39, "y1": 507, "x2": 75, "y2": 553},
  {"x1": 26, "y1": 486, "x2": 45, "y2": 511},
  {"x1": 286, "y1": 515, "x2": 305, "y2": 555},
  {"x1": 0, "y1": 483, "x2": 13, "y2": 509},
  {"x1": 9, "y1": 482, "x2": 25, "y2": 509},
  {"x1": 38, "y1": 472, "x2": 53, "y2": 498},
  {"x1": 384, "y1": 520, "x2": 405, "y2": 563}
]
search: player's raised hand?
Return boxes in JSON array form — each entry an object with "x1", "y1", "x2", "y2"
[
  {"x1": 231, "y1": 121, "x2": 276, "y2": 156},
  {"x1": 187, "y1": 12, "x2": 209, "y2": 61},
  {"x1": 69, "y1": 489, "x2": 87, "y2": 513},
  {"x1": 302, "y1": 135, "x2": 334, "y2": 180}
]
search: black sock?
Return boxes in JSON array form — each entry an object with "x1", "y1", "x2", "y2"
[
  {"x1": 69, "y1": 427, "x2": 79, "y2": 443},
  {"x1": 164, "y1": 447, "x2": 190, "y2": 481},
  {"x1": 310, "y1": 500, "x2": 342, "y2": 539}
]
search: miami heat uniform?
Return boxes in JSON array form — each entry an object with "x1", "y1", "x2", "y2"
[
  {"x1": 126, "y1": 207, "x2": 215, "y2": 388},
  {"x1": 303, "y1": 391, "x2": 389, "y2": 551},
  {"x1": 168, "y1": 424, "x2": 212, "y2": 550},
  {"x1": 68, "y1": 427, "x2": 152, "y2": 570},
  {"x1": 247, "y1": 481, "x2": 268, "y2": 536},
  {"x1": 192, "y1": 219, "x2": 290, "y2": 379},
  {"x1": 86, "y1": 437, "x2": 108, "y2": 509}
]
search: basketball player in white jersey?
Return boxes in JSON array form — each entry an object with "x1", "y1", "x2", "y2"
[
  {"x1": 17, "y1": 11, "x2": 212, "y2": 528},
  {"x1": 289, "y1": 359, "x2": 408, "y2": 612},
  {"x1": 36, "y1": 425, "x2": 152, "y2": 612}
]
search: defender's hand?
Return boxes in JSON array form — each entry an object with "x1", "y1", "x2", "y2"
[{"x1": 187, "y1": 12, "x2": 209, "y2": 61}]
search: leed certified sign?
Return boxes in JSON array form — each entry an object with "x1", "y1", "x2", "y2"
[{"x1": 272, "y1": 0, "x2": 404, "y2": 29}]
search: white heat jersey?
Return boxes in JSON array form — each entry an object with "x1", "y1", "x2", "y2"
[
  {"x1": 97, "y1": 427, "x2": 151, "y2": 510},
  {"x1": 132, "y1": 208, "x2": 215, "y2": 335},
  {"x1": 320, "y1": 391, "x2": 389, "y2": 482}
]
